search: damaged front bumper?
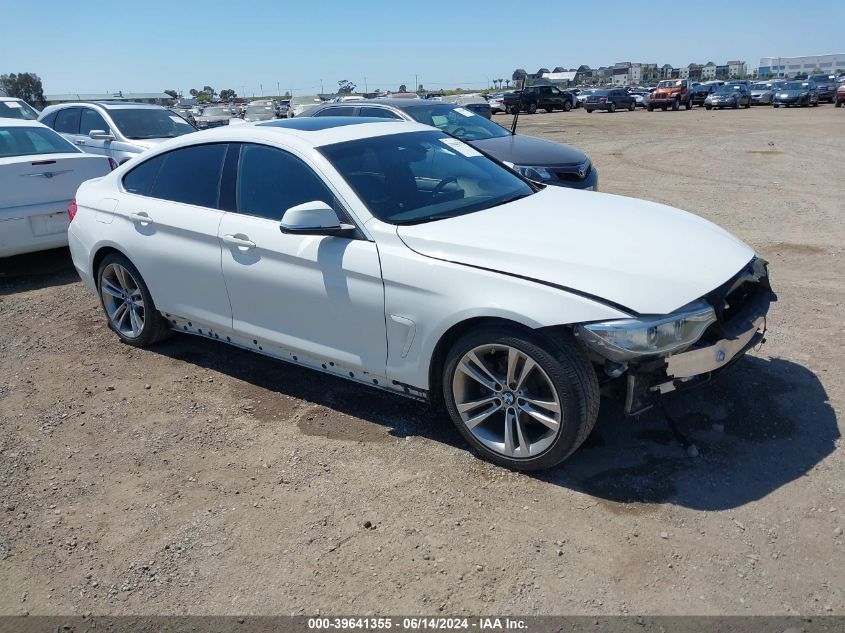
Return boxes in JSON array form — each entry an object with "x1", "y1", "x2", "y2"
[
  {"x1": 580, "y1": 258, "x2": 776, "y2": 414},
  {"x1": 624, "y1": 276, "x2": 774, "y2": 414}
]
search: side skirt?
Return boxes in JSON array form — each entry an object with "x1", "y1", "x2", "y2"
[{"x1": 162, "y1": 313, "x2": 429, "y2": 402}]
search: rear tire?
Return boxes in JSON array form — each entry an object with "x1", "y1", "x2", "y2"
[
  {"x1": 671, "y1": 99, "x2": 680, "y2": 111},
  {"x1": 442, "y1": 326, "x2": 599, "y2": 471},
  {"x1": 97, "y1": 253, "x2": 171, "y2": 347},
  {"x1": 527, "y1": 102, "x2": 537, "y2": 114},
  {"x1": 647, "y1": 104, "x2": 654, "y2": 112},
  {"x1": 608, "y1": 102, "x2": 616, "y2": 113},
  {"x1": 563, "y1": 100, "x2": 572, "y2": 112},
  {"x1": 628, "y1": 101, "x2": 635, "y2": 111},
  {"x1": 705, "y1": 104, "x2": 712, "y2": 110}
]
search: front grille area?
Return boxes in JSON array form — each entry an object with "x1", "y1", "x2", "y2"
[
  {"x1": 553, "y1": 162, "x2": 591, "y2": 182},
  {"x1": 701, "y1": 258, "x2": 776, "y2": 342}
]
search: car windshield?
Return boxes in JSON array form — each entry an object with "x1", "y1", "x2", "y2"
[
  {"x1": 781, "y1": 82, "x2": 808, "y2": 90},
  {"x1": 246, "y1": 105, "x2": 274, "y2": 114},
  {"x1": 202, "y1": 107, "x2": 229, "y2": 117},
  {"x1": 108, "y1": 108, "x2": 195, "y2": 139},
  {"x1": 0, "y1": 99, "x2": 40, "y2": 120},
  {"x1": 0, "y1": 125, "x2": 79, "y2": 158},
  {"x1": 319, "y1": 130, "x2": 535, "y2": 226},
  {"x1": 591, "y1": 90, "x2": 610, "y2": 96},
  {"x1": 715, "y1": 85, "x2": 741, "y2": 93},
  {"x1": 404, "y1": 105, "x2": 509, "y2": 141},
  {"x1": 657, "y1": 80, "x2": 682, "y2": 88},
  {"x1": 810, "y1": 75, "x2": 829, "y2": 83},
  {"x1": 750, "y1": 83, "x2": 771, "y2": 90}
]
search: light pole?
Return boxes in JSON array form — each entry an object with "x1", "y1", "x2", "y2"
[
  {"x1": 260, "y1": 84, "x2": 263, "y2": 97},
  {"x1": 320, "y1": 79, "x2": 324, "y2": 96},
  {"x1": 277, "y1": 81, "x2": 280, "y2": 97},
  {"x1": 364, "y1": 76, "x2": 368, "y2": 93},
  {"x1": 415, "y1": 74, "x2": 418, "y2": 93}
]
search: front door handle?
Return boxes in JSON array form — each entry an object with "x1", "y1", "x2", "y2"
[
  {"x1": 129, "y1": 212, "x2": 154, "y2": 225},
  {"x1": 222, "y1": 234, "x2": 256, "y2": 250},
  {"x1": 75, "y1": 139, "x2": 86, "y2": 145}
]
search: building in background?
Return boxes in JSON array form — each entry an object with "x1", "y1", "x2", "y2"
[
  {"x1": 759, "y1": 54, "x2": 845, "y2": 78},
  {"x1": 44, "y1": 92, "x2": 174, "y2": 106}
]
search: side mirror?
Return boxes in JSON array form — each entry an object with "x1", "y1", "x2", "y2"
[
  {"x1": 280, "y1": 201, "x2": 356, "y2": 237},
  {"x1": 89, "y1": 129, "x2": 114, "y2": 140}
]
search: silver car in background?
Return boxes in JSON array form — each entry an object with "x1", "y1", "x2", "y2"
[
  {"x1": 287, "y1": 95, "x2": 324, "y2": 117},
  {"x1": 750, "y1": 81, "x2": 780, "y2": 105},
  {"x1": 243, "y1": 102, "x2": 277, "y2": 122},
  {"x1": 193, "y1": 105, "x2": 233, "y2": 129},
  {"x1": 38, "y1": 102, "x2": 196, "y2": 164}
]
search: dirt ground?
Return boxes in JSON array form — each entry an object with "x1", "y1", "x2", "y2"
[{"x1": 1, "y1": 104, "x2": 843, "y2": 617}]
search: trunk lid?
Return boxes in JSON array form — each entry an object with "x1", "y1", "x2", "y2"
[{"x1": 0, "y1": 153, "x2": 111, "y2": 210}]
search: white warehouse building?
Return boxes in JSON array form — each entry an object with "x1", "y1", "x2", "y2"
[{"x1": 759, "y1": 53, "x2": 845, "y2": 78}]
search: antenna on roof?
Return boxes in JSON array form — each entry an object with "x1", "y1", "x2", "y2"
[{"x1": 510, "y1": 77, "x2": 525, "y2": 135}]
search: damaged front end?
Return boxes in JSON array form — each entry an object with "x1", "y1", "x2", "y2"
[{"x1": 576, "y1": 257, "x2": 776, "y2": 414}]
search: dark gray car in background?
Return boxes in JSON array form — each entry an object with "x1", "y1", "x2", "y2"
[{"x1": 304, "y1": 99, "x2": 598, "y2": 190}]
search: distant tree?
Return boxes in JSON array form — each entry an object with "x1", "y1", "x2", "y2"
[
  {"x1": 203, "y1": 85, "x2": 216, "y2": 98},
  {"x1": 417, "y1": 84, "x2": 424, "y2": 92},
  {"x1": 164, "y1": 89, "x2": 178, "y2": 100},
  {"x1": 219, "y1": 88, "x2": 236, "y2": 101},
  {"x1": 0, "y1": 72, "x2": 46, "y2": 108},
  {"x1": 189, "y1": 88, "x2": 198, "y2": 97},
  {"x1": 337, "y1": 79, "x2": 357, "y2": 94},
  {"x1": 398, "y1": 84, "x2": 407, "y2": 92},
  {"x1": 811, "y1": 67, "x2": 822, "y2": 74}
]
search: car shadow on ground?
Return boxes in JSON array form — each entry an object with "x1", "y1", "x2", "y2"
[
  {"x1": 0, "y1": 248, "x2": 78, "y2": 296},
  {"x1": 154, "y1": 334, "x2": 838, "y2": 512}
]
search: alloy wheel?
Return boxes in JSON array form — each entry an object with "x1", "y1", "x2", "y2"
[
  {"x1": 100, "y1": 263, "x2": 145, "y2": 338},
  {"x1": 451, "y1": 344, "x2": 562, "y2": 459}
]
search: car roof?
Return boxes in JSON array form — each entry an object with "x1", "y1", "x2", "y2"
[
  {"x1": 0, "y1": 118, "x2": 48, "y2": 128},
  {"x1": 316, "y1": 98, "x2": 466, "y2": 111},
  {"x1": 138, "y1": 117, "x2": 434, "y2": 154},
  {"x1": 0, "y1": 97, "x2": 26, "y2": 102},
  {"x1": 46, "y1": 101, "x2": 165, "y2": 110}
]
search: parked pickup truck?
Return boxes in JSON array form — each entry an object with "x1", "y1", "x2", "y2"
[
  {"x1": 503, "y1": 85, "x2": 576, "y2": 114},
  {"x1": 648, "y1": 79, "x2": 694, "y2": 111}
]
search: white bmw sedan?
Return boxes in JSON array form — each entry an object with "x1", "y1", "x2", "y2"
[{"x1": 68, "y1": 117, "x2": 775, "y2": 470}]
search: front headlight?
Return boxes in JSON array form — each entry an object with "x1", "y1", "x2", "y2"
[
  {"x1": 576, "y1": 300, "x2": 716, "y2": 363},
  {"x1": 511, "y1": 165, "x2": 554, "y2": 181}
]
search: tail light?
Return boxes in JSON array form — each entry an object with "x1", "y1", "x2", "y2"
[
  {"x1": 108, "y1": 157, "x2": 118, "y2": 171},
  {"x1": 68, "y1": 198, "x2": 78, "y2": 222}
]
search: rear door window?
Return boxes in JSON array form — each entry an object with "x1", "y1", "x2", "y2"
[
  {"x1": 314, "y1": 106, "x2": 356, "y2": 117},
  {"x1": 122, "y1": 154, "x2": 167, "y2": 197},
  {"x1": 359, "y1": 107, "x2": 402, "y2": 119},
  {"x1": 54, "y1": 108, "x2": 81, "y2": 134},
  {"x1": 149, "y1": 143, "x2": 228, "y2": 208}
]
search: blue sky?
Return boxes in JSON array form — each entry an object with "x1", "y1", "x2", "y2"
[{"x1": 1, "y1": 0, "x2": 842, "y2": 96}]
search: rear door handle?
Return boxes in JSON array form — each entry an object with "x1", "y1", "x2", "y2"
[
  {"x1": 222, "y1": 234, "x2": 256, "y2": 250},
  {"x1": 129, "y1": 212, "x2": 154, "y2": 225}
]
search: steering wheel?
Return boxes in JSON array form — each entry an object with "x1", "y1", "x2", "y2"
[
  {"x1": 432, "y1": 176, "x2": 459, "y2": 195},
  {"x1": 451, "y1": 127, "x2": 468, "y2": 137}
]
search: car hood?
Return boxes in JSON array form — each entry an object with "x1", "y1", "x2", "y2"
[
  {"x1": 471, "y1": 134, "x2": 587, "y2": 167},
  {"x1": 777, "y1": 90, "x2": 806, "y2": 97},
  {"x1": 396, "y1": 187, "x2": 754, "y2": 315},
  {"x1": 196, "y1": 116, "x2": 230, "y2": 122}
]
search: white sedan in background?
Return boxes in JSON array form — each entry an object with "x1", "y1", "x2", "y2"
[
  {"x1": 0, "y1": 120, "x2": 113, "y2": 258},
  {"x1": 67, "y1": 117, "x2": 774, "y2": 470}
]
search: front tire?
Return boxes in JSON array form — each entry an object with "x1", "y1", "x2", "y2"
[
  {"x1": 527, "y1": 102, "x2": 537, "y2": 114},
  {"x1": 97, "y1": 253, "x2": 170, "y2": 347},
  {"x1": 563, "y1": 100, "x2": 572, "y2": 112},
  {"x1": 608, "y1": 102, "x2": 616, "y2": 113},
  {"x1": 442, "y1": 326, "x2": 599, "y2": 471}
]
